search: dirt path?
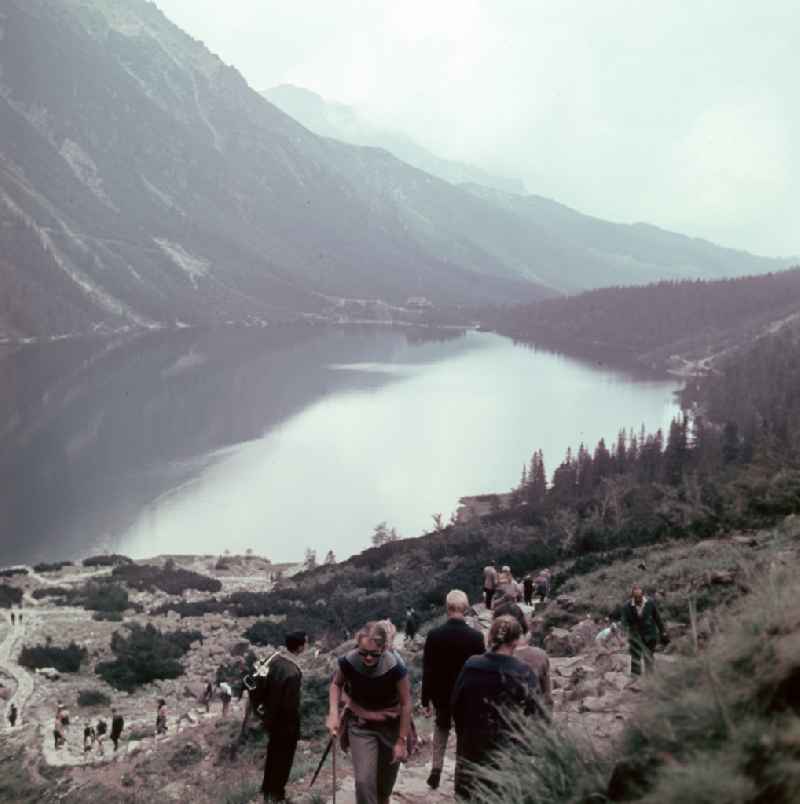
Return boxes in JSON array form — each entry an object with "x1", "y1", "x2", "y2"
[{"x1": 0, "y1": 610, "x2": 35, "y2": 727}]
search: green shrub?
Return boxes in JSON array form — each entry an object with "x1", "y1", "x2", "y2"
[
  {"x1": 0, "y1": 567, "x2": 28, "y2": 578},
  {"x1": 95, "y1": 623, "x2": 200, "y2": 691},
  {"x1": 112, "y1": 563, "x2": 221, "y2": 595},
  {"x1": 32, "y1": 561, "x2": 73, "y2": 573},
  {"x1": 19, "y1": 642, "x2": 87, "y2": 673},
  {"x1": 0, "y1": 585, "x2": 23, "y2": 608},
  {"x1": 83, "y1": 581, "x2": 129, "y2": 613},
  {"x1": 77, "y1": 689, "x2": 111, "y2": 707},
  {"x1": 83, "y1": 554, "x2": 133, "y2": 568}
]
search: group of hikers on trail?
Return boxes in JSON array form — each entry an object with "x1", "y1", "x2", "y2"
[
  {"x1": 482, "y1": 560, "x2": 552, "y2": 610},
  {"x1": 52, "y1": 703, "x2": 125, "y2": 755}
]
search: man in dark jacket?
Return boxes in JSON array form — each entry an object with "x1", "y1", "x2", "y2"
[
  {"x1": 260, "y1": 630, "x2": 307, "y2": 802},
  {"x1": 421, "y1": 589, "x2": 485, "y2": 790},
  {"x1": 110, "y1": 708, "x2": 124, "y2": 751},
  {"x1": 621, "y1": 583, "x2": 669, "y2": 675}
]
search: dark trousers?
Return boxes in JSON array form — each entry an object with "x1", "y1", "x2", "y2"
[
  {"x1": 483, "y1": 588, "x2": 495, "y2": 609},
  {"x1": 262, "y1": 728, "x2": 299, "y2": 801},
  {"x1": 629, "y1": 636, "x2": 657, "y2": 675}
]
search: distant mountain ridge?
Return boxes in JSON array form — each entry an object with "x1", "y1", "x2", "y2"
[
  {"x1": 0, "y1": 0, "x2": 792, "y2": 341},
  {"x1": 264, "y1": 83, "x2": 527, "y2": 194}
]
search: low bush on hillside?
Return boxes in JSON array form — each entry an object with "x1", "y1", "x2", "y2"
[
  {"x1": 32, "y1": 586, "x2": 72, "y2": 600},
  {"x1": 0, "y1": 585, "x2": 23, "y2": 608},
  {"x1": 83, "y1": 581, "x2": 129, "y2": 612},
  {"x1": 19, "y1": 642, "x2": 87, "y2": 673},
  {"x1": 150, "y1": 598, "x2": 229, "y2": 618},
  {"x1": 82, "y1": 554, "x2": 133, "y2": 568},
  {"x1": 77, "y1": 689, "x2": 111, "y2": 707},
  {"x1": 95, "y1": 623, "x2": 202, "y2": 691},
  {"x1": 31, "y1": 581, "x2": 130, "y2": 614},
  {"x1": 0, "y1": 567, "x2": 28, "y2": 578},
  {"x1": 32, "y1": 561, "x2": 74, "y2": 573},
  {"x1": 112, "y1": 562, "x2": 221, "y2": 595}
]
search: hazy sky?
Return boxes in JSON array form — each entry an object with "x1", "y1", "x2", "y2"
[{"x1": 154, "y1": 0, "x2": 798, "y2": 257}]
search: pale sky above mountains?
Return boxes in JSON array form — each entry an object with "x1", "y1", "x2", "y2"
[{"x1": 154, "y1": 0, "x2": 798, "y2": 257}]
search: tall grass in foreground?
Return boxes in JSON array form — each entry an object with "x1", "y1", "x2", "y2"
[
  {"x1": 465, "y1": 717, "x2": 610, "y2": 803},
  {"x1": 468, "y1": 557, "x2": 800, "y2": 803}
]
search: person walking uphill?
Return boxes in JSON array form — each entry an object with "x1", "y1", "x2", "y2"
[
  {"x1": 482, "y1": 561, "x2": 497, "y2": 609},
  {"x1": 260, "y1": 630, "x2": 307, "y2": 803},
  {"x1": 621, "y1": 583, "x2": 669, "y2": 675},
  {"x1": 451, "y1": 616, "x2": 545, "y2": 799},
  {"x1": 110, "y1": 708, "x2": 124, "y2": 752},
  {"x1": 326, "y1": 620, "x2": 412, "y2": 804},
  {"x1": 421, "y1": 590, "x2": 485, "y2": 791}
]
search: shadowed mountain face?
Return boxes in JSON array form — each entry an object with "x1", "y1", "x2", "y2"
[{"x1": 0, "y1": 1, "x2": 792, "y2": 341}]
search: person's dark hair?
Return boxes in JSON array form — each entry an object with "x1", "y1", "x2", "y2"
[
  {"x1": 492, "y1": 599, "x2": 528, "y2": 634},
  {"x1": 285, "y1": 630, "x2": 307, "y2": 652},
  {"x1": 488, "y1": 615, "x2": 523, "y2": 650}
]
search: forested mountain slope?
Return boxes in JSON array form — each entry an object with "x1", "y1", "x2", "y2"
[{"x1": 482, "y1": 268, "x2": 800, "y2": 372}]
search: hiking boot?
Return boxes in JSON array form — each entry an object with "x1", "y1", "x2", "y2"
[{"x1": 427, "y1": 768, "x2": 441, "y2": 790}]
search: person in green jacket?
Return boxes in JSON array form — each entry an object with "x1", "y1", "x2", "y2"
[{"x1": 621, "y1": 583, "x2": 669, "y2": 675}]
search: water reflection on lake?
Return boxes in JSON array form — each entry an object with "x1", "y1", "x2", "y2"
[{"x1": 0, "y1": 325, "x2": 679, "y2": 564}]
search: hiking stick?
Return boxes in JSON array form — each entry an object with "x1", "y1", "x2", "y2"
[
  {"x1": 332, "y1": 738, "x2": 337, "y2": 804},
  {"x1": 309, "y1": 736, "x2": 334, "y2": 789}
]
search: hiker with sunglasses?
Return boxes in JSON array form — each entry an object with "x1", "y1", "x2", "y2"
[{"x1": 326, "y1": 620, "x2": 412, "y2": 804}]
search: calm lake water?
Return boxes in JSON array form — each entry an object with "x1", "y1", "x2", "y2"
[{"x1": 0, "y1": 325, "x2": 679, "y2": 564}]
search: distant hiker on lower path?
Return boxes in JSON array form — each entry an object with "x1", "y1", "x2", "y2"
[
  {"x1": 219, "y1": 681, "x2": 233, "y2": 717},
  {"x1": 621, "y1": 583, "x2": 669, "y2": 675},
  {"x1": 201, "y1": 680, "x2": 213, "y2": 713},
  {"x1": 95, "y1": 717, "x2": 107, "y2": 755},
  {"x1": 522, "y1": 574, "x2": 534, "y2": 606},
  {"x1": 8, "y1": 703, "x2": 17, "y2": 728},
  {"x1": 83, "y1": 721, "x2": 96, "y2": 758},
  {"x1": 421, "y1": 589, "x2": 485, "y2": 791},
  {"x1": 110, "y1": 708, "x2": 124, "y2": 751},
  {"x1": 155, "y1": 698, "x2": 168, "y2": 738},
  {"x1": 260, "y1": 630, "x2": 307, "y2": 804},
  {"x1": 10, "y1": 612, "x2": 15, "y2": 626},
  {"x1": 482, "y1": 561, "x2": 497, "y2": 609},
  {"x1": 54, "y1": 703, "x2": 67, "y2": 749},
  {"x1": 451, "y1": 615, "x2": 547, "y2": 799},
  {"x1": 404, "y1": 607, "x2": 419, "y2": 642},
  {"x1": 326, "y1": 620, "x2": 412, "y2": 804}
]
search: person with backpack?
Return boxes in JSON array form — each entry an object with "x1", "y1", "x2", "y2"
[
  {"x1": 8, "y1": 703, "x2": 17, "y2": 728},
  {"x1": 110, "y1": 708, "x2": 124, "y2": 752},
  {"x1": 326, "y1": 620, "x2": 412, "y2": 804},
  {"x1": 259, "y1": 630, "x2": 307, "y2": 803},
  {"x1": 53, "y1": 703, "x2": 67, "y2": 749},
  {"x1": 95, "y1": 717, "x2": 108, "y2": 755},
  {"x1": 421, "y1": 590, "x2": 485, "y2": 791},
  {"x1": 451, "y1": 615, "x2": 546, "y2": 799},
  {"x1": 621, "y1": 583, "x2": 669, "y2": 675}
]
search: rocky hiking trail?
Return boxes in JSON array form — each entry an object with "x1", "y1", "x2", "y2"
[{"x1": 279, "y1": 600, "x2": 658, "y2": 804}]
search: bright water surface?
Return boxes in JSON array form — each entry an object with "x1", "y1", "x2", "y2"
[{"x1": 0, "y1": 326, "x2": 679, "y2": 564}]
